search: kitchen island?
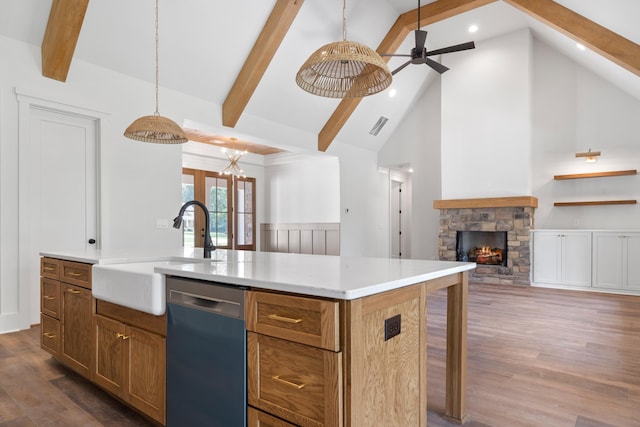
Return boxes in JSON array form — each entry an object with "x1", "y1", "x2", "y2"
[{"x1": 41, "y1": 249, "x2": 475, "y2": 426}]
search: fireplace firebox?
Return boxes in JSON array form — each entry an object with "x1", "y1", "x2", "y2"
[{"x1": 456, "y1": 231, "x2": 508, "y2": 266}]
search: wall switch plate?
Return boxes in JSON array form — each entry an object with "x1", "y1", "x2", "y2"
[{"x1": 384, "y1": 314, "x2": 401, "y2": 341}]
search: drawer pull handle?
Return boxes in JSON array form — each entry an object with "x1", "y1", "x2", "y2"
[
  {"x1": 43, "y1": 332, "x2": 56, "y2": 339},
  {"x1": 43, "y1": 296, "x2": 56, "y2": 300},
  {"x1": 268, "y1": 314, "x2": 302, "y2": 324},
  {"x1": 66, "y1": 289, "x2": 80, "y2": 294},
  {"x1": 67, "y1": 272, "x2": 82, "y2": 277},
  {"x1": 272, "y1": 375, "x2": 305, "y2": 390},
  {"x1": 116, "y1": 333, "x2": 130, "y2": 341},
  {"x1": 43, "y1": 266, "x2": 55, "y2": 271}
]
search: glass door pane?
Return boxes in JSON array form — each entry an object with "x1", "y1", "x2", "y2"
[
  {"x1": 205, "y1": 174, "x2": 232, "y2": 249},
  {"x1": 235, "y1": 177, "x2": 256, "y2": 250},
  {"x1": 181, "y1": 173, "x2": 195, "y2": 248}
]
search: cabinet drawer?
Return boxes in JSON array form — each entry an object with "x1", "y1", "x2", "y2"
[
  {"x1": 41, "y1": 278, "x2": 61, "y2": 319},
  {"x1": 247, "y1": 332, "x2": 342, "y2": 427},
  {"x1": 248, "y1": 406, "x2": 298, "y2": 427},
  {"x1": 247, "y1": 291, "x2": 340, "y2": 351},
  {"x1": 41, "y1": 257, "x2": 60, "y2": 279},
  {"x1": 61, "y1": 261, "x2": 92, "y2": 289},
  {"x1": 41, "y1": 314, "x2": 60, "y2": 357}
]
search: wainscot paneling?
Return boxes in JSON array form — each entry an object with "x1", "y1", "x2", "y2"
[{"x1": 260, "y1": 223, "x2": 340, "y2": 256}]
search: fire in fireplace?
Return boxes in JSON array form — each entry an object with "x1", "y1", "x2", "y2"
[{"x1": 456, "y1": 231, "x2": 507, "y2": 266}]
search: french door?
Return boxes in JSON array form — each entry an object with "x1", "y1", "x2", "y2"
[{"x1": 181, "y1": 168, "x2": 255, "y2": 251}]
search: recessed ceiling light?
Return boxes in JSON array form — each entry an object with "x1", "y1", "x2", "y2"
[
  {"x1": 576, "y1": 43, "x2": 586, "y2": 51},
  {"x1": 468, "y1": 24, "x2": 478, "y2": 33},
  {"x1": 389, "y1": 88, "x2": 397, "y2": 98}
]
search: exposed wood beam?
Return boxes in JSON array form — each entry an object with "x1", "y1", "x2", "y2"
[
  {"x1": 223, "y1": 0, "x2": 304, "y2": 128},
  {"x1": 318, "y1": 0, "x2": 496, "y2": 152},
  {"x1": 41, "y1": 0, "x2": 89, "y2": 82},
  {"x1": 503, "y1": 0, "x2": 640, "y2": 77}
]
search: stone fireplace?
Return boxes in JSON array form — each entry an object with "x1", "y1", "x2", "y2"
[{"x1": 435, "y1": 197, "x2": 537, "y2": 286}]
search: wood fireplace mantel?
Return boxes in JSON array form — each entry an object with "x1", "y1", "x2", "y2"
[{"x1": 433, "y1": 196, "x2": 538, "y2": 209}]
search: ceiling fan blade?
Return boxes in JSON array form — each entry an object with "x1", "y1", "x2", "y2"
[
  {"x1": 426, "y1": 58, "x2": 449, "y2": 74},
  {"x1": 391, "y1": 60, "x2": 412, "y2": 75},
  {"x1": 427, "y1": 41, "x2": 475, "y2": 56},
  {"x1": 380, "y1": 53, "x2": 412, "y2": 57},
  {"x1": 415, "y1": 29, "x2": 427, "y2": 50}
]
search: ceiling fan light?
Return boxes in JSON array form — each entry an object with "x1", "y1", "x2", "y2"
[
  {"x1": 124, "y1": 115, "x2": 187, "y2": 144},
  {"x1": 296, "y1": 40, "x2": 392, "y2": 98}
]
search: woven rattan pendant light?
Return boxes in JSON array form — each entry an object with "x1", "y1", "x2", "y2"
[
  {"x1": 124, "y1": 0, "x2": 187, "y2": 144},
  {"x1": 296, "y1": 0, "x2": 392, "y2": 98}
]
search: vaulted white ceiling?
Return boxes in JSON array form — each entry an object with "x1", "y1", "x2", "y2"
[{"x1": 1, "y1": 0, "x2": 638, "y2": 153}]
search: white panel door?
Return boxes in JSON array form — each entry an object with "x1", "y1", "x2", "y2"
[{"x1": 15, "y1": 101, "x2": 98, "y2": 329}]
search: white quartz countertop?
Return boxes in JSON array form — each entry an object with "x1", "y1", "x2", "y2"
[
  {"x1": 42, "y1": 248, "x2": 475, "y2": 301},
  {"x1": 155, "y1": 251, "x2": 475, "y2": 300}
]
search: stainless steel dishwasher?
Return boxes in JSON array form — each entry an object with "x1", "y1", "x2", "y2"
[{"x1": 166, "y1": 276, "x2": 247, "y2": 426}]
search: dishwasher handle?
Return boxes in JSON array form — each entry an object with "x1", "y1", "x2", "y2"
[{"x1": 169, "y1": 289, "x2": 243, "y2": 320}]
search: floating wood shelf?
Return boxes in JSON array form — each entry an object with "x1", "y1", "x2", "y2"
[
  {"x1": 554, "y1": 169, "x2": 637, "y2": 180},
  {"x1": 554, "y1": 200, "x2": 637, "y2": 207}
]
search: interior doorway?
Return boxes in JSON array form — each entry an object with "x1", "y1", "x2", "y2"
[{"x1": 390, "y1": 170, "x2": 411, "y2": 259}]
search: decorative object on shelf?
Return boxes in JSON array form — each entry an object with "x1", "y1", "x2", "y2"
[
  {"x1": 575, "y1": 148, "x2": 601, "y2": 163},
  {"x1": 295, "y1": 0, "x2": 391, "y2": 98},
  {"x1": 220, "y1": 138, "x2": 247, "y2": 177},
  {"x1": 124, "y1": 0, "x2": 187, "y2": 144}
]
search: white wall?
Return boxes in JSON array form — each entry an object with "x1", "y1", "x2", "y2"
[
  {"x1": 263, "y1": 154, "x2": 340, "y2": 224},
  {"x1": 379, "y1": 80, "x2": 442, "y2": 260},
  {"x1": 441, "y1": 29, "x2": 533, "y2": 199},
  {"x1": 531, "y1": 40, "x2": 640, "y2": 229},
  {"x1": 328, "y1": 143, "x2": 390, "y2": 258}
]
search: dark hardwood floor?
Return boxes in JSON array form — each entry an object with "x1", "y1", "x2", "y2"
[{"x1": 0, "y1": 283, "x2": 639, "y2": 426}]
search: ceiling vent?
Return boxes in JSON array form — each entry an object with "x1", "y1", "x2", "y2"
[{"x1": 369, "y1": 116, "x2": 389, "y2": 136}]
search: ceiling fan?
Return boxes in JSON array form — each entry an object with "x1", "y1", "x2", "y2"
[{"x1": 380, "y1": 0, "x2": 476, "y2": 75}]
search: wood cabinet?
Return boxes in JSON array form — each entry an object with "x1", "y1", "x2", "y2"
[
  {"x1": 40, "y1": 258, "x2": 94, "y2": 378},
  {"x1": 532, "y1": 231, "x2": 592, "y2": 287},
  {"x1": 247, "y1": 291, "x2": 342, "y2": 427},
  {"x1": 592, "y1": 232, "x2": 640, "y2": 290},
  {"x1": 61, "y1": 282, "x2": 93, "y2": 377},
  {"x1": 94, "y1": 300, "x2": 166, "y2": 424},
  {"x1": 247, "y1": 282, "x2": 431, "y2": 427}
]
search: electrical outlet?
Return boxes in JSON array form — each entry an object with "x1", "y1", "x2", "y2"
[{"x1": 384, "y1": 314, "x2": 401, "y2": 341}]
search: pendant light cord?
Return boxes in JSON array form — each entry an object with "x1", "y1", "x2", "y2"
[
  {"x1": 154, "y1": 0, "x2": 159, "y2": 116},
  {"x1": 342, "y1": 0, "x2": 347, "y2": 41}
]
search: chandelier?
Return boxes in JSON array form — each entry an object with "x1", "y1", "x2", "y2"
[{"x1": 220, "y1": 138, "x2": 247, "y2": 177}]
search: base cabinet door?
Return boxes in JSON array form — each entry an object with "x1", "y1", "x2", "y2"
[
  {"x1": 94, "y1": 315, "x2": 127, "y2": 396},
  {"x1": 127, "y1": 325, "x2": 166, "y2": 424},
  {"x1": 624, "y1": 233, "x2": 640, "y2": 290},
  {"x1": 532, "y1": 231, "x2": 591, "y2": 287},
  {"x1": 93, "y1": 315, "x2": 166, "y2": 424},
  {"x1": 593, "y1": 232, "x2": 640, "y2": 290},
  {"x1": 61, "y1": 284, "x2": 93, "y2": 377}
]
